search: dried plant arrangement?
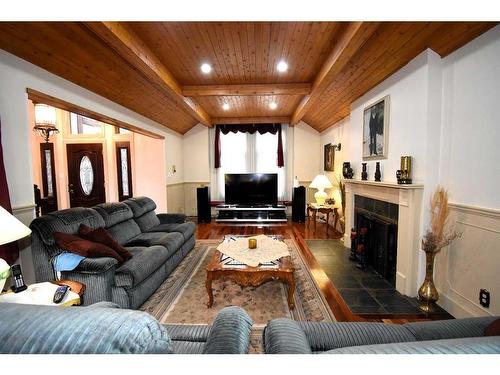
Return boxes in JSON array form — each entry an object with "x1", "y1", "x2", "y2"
[{"x1": 422, "y1": 187, "x2": 460, "y2": 254}]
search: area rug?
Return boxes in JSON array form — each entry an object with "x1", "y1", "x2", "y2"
[{"x1": 140, "y1": 239, "x2": 335, "y2": 353}]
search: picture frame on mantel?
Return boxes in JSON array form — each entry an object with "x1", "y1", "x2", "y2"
[
  {"x1": 362, "y1": 95, "x2": 390, "y2": 160},
  {"x1": 324, "y1": 143, "x2": 335, "y2": 171}
]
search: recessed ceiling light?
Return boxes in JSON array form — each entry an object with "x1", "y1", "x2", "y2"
[
  {"x1": 277, "y1": 60, "x2": 288, "y2": 73},
  {"x1": 200, "y1": 63, "x2": 212, "y2": 74},
  {"x1": 269, "y1": 102, "x2": 278, "y2": 110},
  {"x1": 222, "y1": 103, "x2": 230, "y2": 111}
]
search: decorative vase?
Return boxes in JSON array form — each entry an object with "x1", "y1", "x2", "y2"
[
  {"x1": 374, "y1": 162, "x2": 381, "y2": 182},
  {"x1": 361, "y1": 163, "x2": 368, "y2": 180},
  {"x1": 342, "y1": 162, "x2": 349, "y2": 178},
  {"x1": 418, "y1": 249, "x2": 439, "y2": 312}
]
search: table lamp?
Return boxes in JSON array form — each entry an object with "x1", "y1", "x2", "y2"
[
  {"x1": 0, "y1": 205, "x2": 32, "y2": 291},
  {"x1": 309, "y1": 174, "x2": 333, "y2": 205}
]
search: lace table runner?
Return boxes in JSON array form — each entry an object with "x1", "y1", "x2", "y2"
[{"x1": 216, "y1": 234, "x2": 290, "y2": 267}]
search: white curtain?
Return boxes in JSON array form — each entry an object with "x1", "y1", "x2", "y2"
[{"x1": 209, "y1": 124, "x2": 293, "y2": 202}]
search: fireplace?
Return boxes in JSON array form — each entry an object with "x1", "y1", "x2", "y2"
[
  {"x1": 343, "y1": 180, "x2": 424, "y2": 297},
  {"x1": 354, "y1": 195, "x2": 398, "y2": 286}
]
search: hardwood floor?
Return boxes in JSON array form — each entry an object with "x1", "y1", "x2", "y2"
[{"x1": 194, "y1": 219, "x2": 453, "y2": 323}]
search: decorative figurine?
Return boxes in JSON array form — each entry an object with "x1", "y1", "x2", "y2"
[
  {"x1": 342, "y1": 162, "x2": 353, "y2": 179},
  {"x1": 361, "y1": 163, "x2": 368, "y2": 180},
  {"x1": 374, "y1": 162, "x2": 381, "y2": 182},
  {"x1": 396, "y1": 156, "x2": 413, "y2": 184}
]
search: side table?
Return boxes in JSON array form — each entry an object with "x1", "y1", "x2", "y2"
[
  {"x1": 307, "y1": 203, "x2": 338, "y2": 232},
  {"x1": 0, "y1": 280, "x2": 84, "y2": 306}
]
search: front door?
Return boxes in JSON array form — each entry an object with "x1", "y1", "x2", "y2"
[{"x1": 66, "y1": 143, "x2": 106, "y2": 207}]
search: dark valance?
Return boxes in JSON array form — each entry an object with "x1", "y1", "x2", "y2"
[{"x1": 214, "y1": 123, "x2": 284, "y2": 168}]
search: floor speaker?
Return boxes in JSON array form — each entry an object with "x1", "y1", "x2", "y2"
[
  {"x1": 292, "y1": 186, "x2": 306, "y2": 222},
  {"x1": 197, "y1": 186, "x2": 211, "y2": 223}
]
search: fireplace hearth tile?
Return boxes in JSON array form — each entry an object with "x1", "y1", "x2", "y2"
[
  {"x1": 360, "y1": 276, "x2": 394, "y2": 290},
  {"x1": 338, "y1": 289, "x2": 380, "y2": 308},
  {"x1": 306, "y1": 239, "x2": 451, "y2": 317}
]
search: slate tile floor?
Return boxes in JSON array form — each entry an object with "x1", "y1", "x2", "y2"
[{"x1": 306, "y1": 239, "x2": 447, "y2": 316}]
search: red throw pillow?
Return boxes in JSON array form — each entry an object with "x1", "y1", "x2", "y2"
[
  {"x1": 484, "y1": 318, "x2": 500, "y2": 336},
  {"x1": 53, "y1": 232, "x2": 124, "y2": 264},
  {"x1": 78, "y1": 224, "x2": 133, "y2": 261}
]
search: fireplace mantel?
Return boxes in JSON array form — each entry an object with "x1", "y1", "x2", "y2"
[
  {"x1": 342, "y1": 179, "x2": 423, "y2": 190},
  {"x1": 343, "y1": 179, "x2": 424, "y2": 297}
]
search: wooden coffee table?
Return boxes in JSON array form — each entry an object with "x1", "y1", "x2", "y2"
[{"x1": 205, "y1": 237, "x2": 296, "y2": 309}]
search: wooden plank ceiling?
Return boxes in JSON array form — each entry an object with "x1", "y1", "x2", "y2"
[{"x1": 0, "y1": 21, "x2": 496, "y2": 134}]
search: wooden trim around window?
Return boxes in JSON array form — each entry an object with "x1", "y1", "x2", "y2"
[
  {"x1": 115, "y1": 141, "x2": 133, "y2": 201},
  {"x1": 27, "y1": 88, "x2": 164, "y2": 140}
]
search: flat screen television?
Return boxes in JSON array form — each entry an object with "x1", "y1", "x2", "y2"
[{"x1": 225, "y1": 173, "x2": 278, "y2": 206}]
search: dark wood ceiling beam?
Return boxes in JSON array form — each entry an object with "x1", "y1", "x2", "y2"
[
  {"x1": 182, "y1": 83, "x2": 312, "y2": 96},
  {"x1": 212, "y1": 116, "x2": 291, "y2": 124},
  {"x1": 83, "y1": 22, "x2": 212, "y2": 127},
  {"x1": 291, "y1": 22, "x2": 380, "y2": 125}
]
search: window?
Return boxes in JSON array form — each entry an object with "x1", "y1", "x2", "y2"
[
  {"x1": 116, "y1": 142, "x2": 133, "y2": 201},
  {"x1": 40, "y1": 143, "x2": 57, "y2": 199},
  {"x1": 70, "y1": 113, "x2": 102, "y2": 135},
  {"x1": 115, "y1": 126, "x2": 131, "y2": 134},
  {"x1": 213, "y1": 126, "x2": 289, "y2": 201}
]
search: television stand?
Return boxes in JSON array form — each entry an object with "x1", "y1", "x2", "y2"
[{"x1": 215, "y1": 204, "x2": 287, "y2": 223}]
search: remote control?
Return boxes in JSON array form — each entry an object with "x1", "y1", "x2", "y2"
[{"x1": 53, "y1": 285, "x2": 70, "y2": 304}]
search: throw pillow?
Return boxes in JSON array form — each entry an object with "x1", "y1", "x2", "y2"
[
  {"x1": 78, "y1": 224, "x2": 133, "y2": 261},
  {"x1": 53, "y1": 232, "x2": 124, "y2": 264},
  {"x1": 484, "y1": 318, "x2": 500, "y2": 336}
]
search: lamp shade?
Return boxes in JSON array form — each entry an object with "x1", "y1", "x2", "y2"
[
  {"x1": 34, "y1": 104, "x2": 56, "y2": 127},
  {"x1": 309, "y1": 174, "x2": 333, "y2": 189},
  {"x1": 0, "y1": 205, "x2": 31, "y2": 246}
]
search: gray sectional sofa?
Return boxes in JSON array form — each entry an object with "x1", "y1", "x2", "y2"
[
  {"x1": 0, "y1": 302, "x2": 253, "y2": 354},
  {"x1": 29, "y1": 197, "x2": 195, "y2": 309},
  {"x1": 263, "y1": 316, "x2": 500, "y2": 354}
]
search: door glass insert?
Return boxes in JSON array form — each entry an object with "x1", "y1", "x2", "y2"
[
  {"x1": 120, "y1": 148, "x2": 129, "y2": 196},
  {"x1": 44, "y1": 149, "x2": 54, "y2": 197},
  {"x1": 79, "y1": 156, "x2": 94, "y2": 195}
]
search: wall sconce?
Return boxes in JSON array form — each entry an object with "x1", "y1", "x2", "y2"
[
  {"x1": 33, "y1": 103, "x2": 59, "y2": 143},
  {"x1": 333, "y1": 143, "x2": 341, "y2": 151}
]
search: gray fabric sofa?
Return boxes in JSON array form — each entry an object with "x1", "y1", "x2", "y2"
[
  {"x1": 29, "y1": 197, "x2": 196, "y2": 309},
  {"x1": 0, "y1": 303, "x2": 252, "y2": 354},
  {"x1": 263, "y1": 316, "x2": 500, "y2": 354}
]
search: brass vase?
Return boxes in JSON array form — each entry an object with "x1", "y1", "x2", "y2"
[{"x1": 418, "y1": 250, "x2": 439, "y2": 312}]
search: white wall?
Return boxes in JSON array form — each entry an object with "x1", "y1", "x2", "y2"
[
  {"x1": 166, "y1": 131, "x2": 184, "y2": 185},
  {"x1": 319, "y1": 116, "x2": 350, "y2": 222},
  {"x1": 433, "y1": 25, "x2": 500, "y2": 318},
  {"x1": 0, "y1": 49, "x2": 182, "y2": 282},
  {"x1": 183, "y1": 123, "x2": 210, "y2": 183},
  {"x1": 293, "y1": 121, "x2": 321, "y2": 182},
  {"x1": 347, "y1": 51, "x2": 432, "y2": 185},
  {"x1": 439, "y1": 26, "x2": 500, "y2": 209}
]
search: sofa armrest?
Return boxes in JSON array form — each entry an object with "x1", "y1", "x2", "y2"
[
  {"x1": 203, "y1": 306, "x2": 253, "y2": 354},
  {"x1": 157, "y1": 213, "x2": 186, "y2": 224},
  {"x1": 72, "y1": 257, "x2": 118, "y2": 274},
  {"x1": 61, "y1": 257, "x2": 118, "y2": 306},
  {"x1": 263, "y1": 318, "x2": 312, "y2": 354}
]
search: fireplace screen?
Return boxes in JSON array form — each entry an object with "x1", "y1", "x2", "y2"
[{"x1": 354, "y1": 195, "x2": 398, "y2": 286}]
